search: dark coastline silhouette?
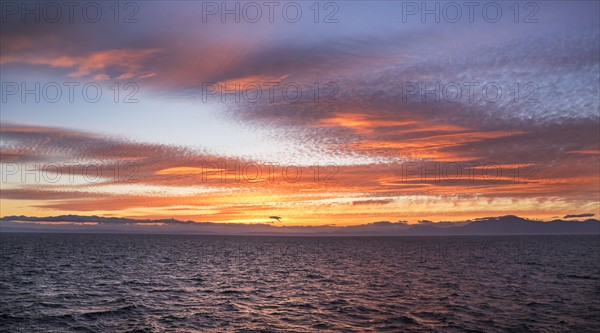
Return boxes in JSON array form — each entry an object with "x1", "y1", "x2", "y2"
[{"x1": 1, "y1": 214, "x2": 598, "y2": 235}]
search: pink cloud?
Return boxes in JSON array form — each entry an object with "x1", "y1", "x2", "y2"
[{"x1": 1, "y1": 48, "x2": 161, "y2": 81}]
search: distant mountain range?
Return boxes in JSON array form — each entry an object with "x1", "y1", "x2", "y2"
[{"x1": 1, "y1": 214, "x2": 598, "y2": 235}]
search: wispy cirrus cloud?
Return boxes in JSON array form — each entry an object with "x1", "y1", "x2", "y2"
[{"x1": 1, "y1": 48, "x2": 161, "y2": 80}]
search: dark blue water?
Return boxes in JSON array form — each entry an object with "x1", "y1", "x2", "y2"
[{"x1": 1, "y1": 234, "x2": 599, "y2": 332}]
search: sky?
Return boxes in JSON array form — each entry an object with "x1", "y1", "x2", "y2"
[{"x1": 1, "y1": 0, "x2": 599, "y2": 226}]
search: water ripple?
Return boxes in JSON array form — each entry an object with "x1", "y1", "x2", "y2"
[{"x1": 1, "y1": 234, "x2": 599, "y2": 332}]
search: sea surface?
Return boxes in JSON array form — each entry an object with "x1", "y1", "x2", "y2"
[{"x1": 1, "y1": 233, "x2": 599, "y2": 332}]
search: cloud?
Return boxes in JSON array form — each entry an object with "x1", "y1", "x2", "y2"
[
  {"x1": 1, "y1": 2, "x2": 598, "y2": 224},
  {"x1": 1, "y1": 48, "x2": 161, "y2": 80},
  {"x1": 352, "y1": 199, "x2": 394, "y2": 206},
  {"x1": 564, "y1": 213, "x2": 596, "y2": 219},
  {"x1": 1, "y1": 124, "x2": 598, "y2": 218}
]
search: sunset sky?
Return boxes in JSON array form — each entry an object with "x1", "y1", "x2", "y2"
[{"x1": 1, "y1": 1, "x2": 599, "y2": 226}]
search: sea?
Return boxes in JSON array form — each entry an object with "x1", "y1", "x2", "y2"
[{"x1": 1, "y1": 233, "x2": 599, "y2": 332}]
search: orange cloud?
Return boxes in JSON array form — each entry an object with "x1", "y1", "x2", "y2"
[
  {"x1": 1, "y1": 48, "x2": 161, "y2": 80},
  {"x1": 1, "y1": 124, "x2": 599, "y2": 225}
]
